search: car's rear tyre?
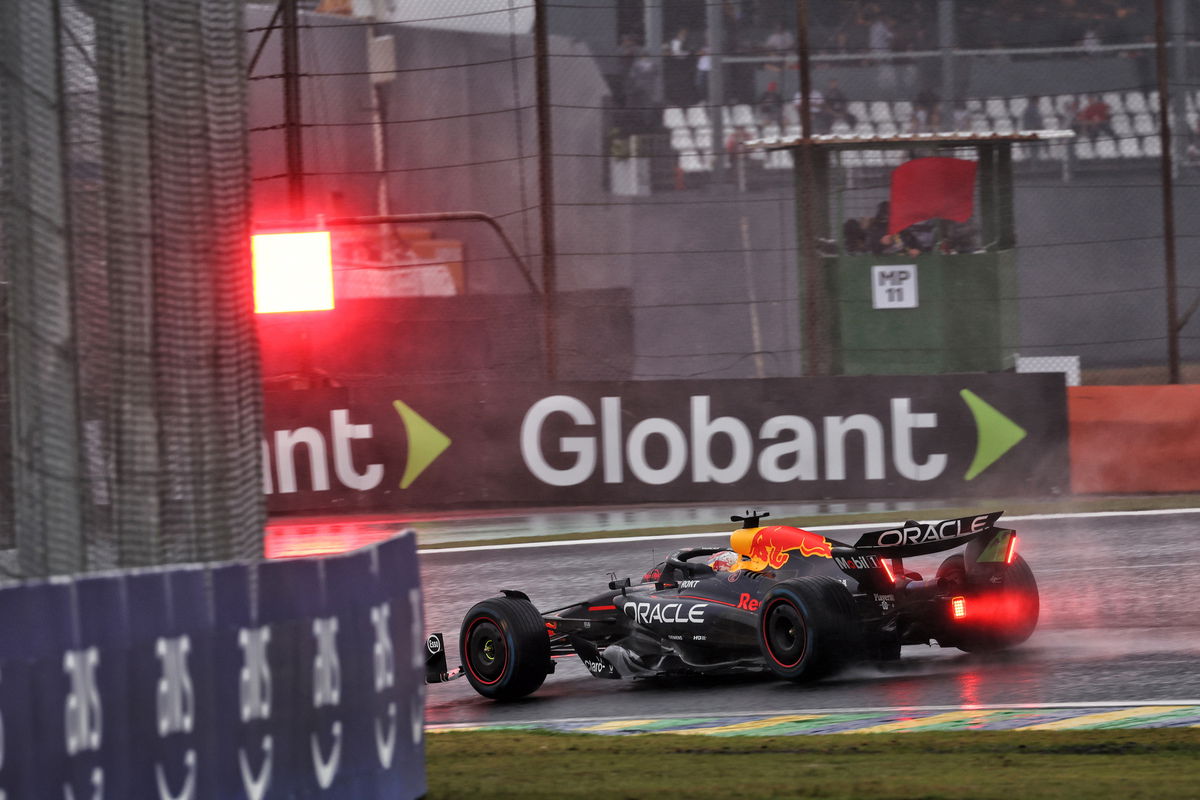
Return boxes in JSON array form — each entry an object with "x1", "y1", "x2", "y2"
[
  {"x1": 937, "y1": 553, "x2": 1039, "y2": 652},
  {"x1": 758, "y1": 577, "x2": 856, "y2": 682},
  {"x1": 460, "y1": 597, "x2": 550, "y2": 701}
]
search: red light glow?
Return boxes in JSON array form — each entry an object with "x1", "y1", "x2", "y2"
[
  {"x1": 952, "y1": 596, "x2": 967, "y2": 619},
  {"x1": 252, "y1": 231, "x2": 335, "y2": 313},
  {"x1": 880, "y1": 557, "x2": 896, "y2": 584},
  {"x1": 1005, "y1": 534, "x2": 1019, "y2": 564}
]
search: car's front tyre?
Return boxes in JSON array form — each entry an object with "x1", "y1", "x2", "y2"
[{"x1": 460, "y1": 596, "x2": 551, "y2": 701}]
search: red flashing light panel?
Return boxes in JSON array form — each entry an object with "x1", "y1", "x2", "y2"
[
  {"x1": 951, "y1": 596, "x2": 967, "y2": 620},
  {"x1": 252, "y1": 231, "x2": 334, "y2": 313}
]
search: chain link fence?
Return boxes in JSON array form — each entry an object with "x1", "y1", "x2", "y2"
[
  {"x1": 0, "y1": 0, "x2": 264, "y2": 577},
  {"x1": 249, "y1": 0, "x2": 1200, "y2": 393}
]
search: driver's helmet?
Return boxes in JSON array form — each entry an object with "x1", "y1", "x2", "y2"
[{"x1": 706, "y1": 550, "x2": 738, "y2": 572}]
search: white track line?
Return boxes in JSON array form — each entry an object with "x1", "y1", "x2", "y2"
[
  {"x1": 419, "y1": 506, "x2": 1200, "y2": 553},
  {"x1": 425, "y1": 699, "x2": 1200, "y2": 729}
]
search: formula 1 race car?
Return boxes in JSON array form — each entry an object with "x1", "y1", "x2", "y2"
[{"x1": 426, "y1": 510, "x2": 1038, "y2": 701}]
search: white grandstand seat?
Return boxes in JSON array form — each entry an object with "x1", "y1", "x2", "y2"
[
  {"x1": 1011, "y1": 142, "x2": 1029, "y2": 161},
  {"x1": 985, "y1": 98, "x2": 1009, "y2": 120},
  {"x1": 1046, "y1": 141, "x2": 1068, "y2": 162},
  {"x1": 840, "y1": 149, "x2": 863, "y2": 168},
  {"x1": 869, "y1": 101, "x2": 892, "y2": 124},
  {"x1": 885, "y1": 149, "x2": 904, "y2": 166},
  {"x1": 1008, "y1": 96, "x2": 1028, "y2": 119},
  {"x1": 1054, "y1": 93, "x2": 1078, "y2": 116},
  {"x1": 767, "y1": 149, "x2": 793, "y2": 169},
  {"x1": 1143, "y1": 135, "x2": 1161, "y2": 157},
  {"x1": 663, "y1": 107, "x2": 686, "y2": 129},
  {"x1": 993, "y1": 116, "x2": 1014, "y2": 134},
  {"x1": 784, "y1": 124, "x2": 801, "y2": 138},
  {"x1": 1037, "y1": 96, "x2": 1056, "y2": 118},
  {"x1": 761, "y1": 123, "x2": 781, "y2": 141},
  {"x1": 862, "y1": 149, "x2": 886, "y2": 167},
  {"x1": 1101, "y1": 91, "x2": 1125, "y2": 114},
  {"x1": 1148, "y1": 90, "x2": 1160, "y2": 108},
  {"x1": 782, "y1": 102, "x2": 799, "y2": 126},
  {"x1": 1094, "y1": 137, "x2": 1119, "y2": 159},
  {"x1": 1119, "y1": 136, "x2": 1142, "y2": 158},
  {"x1": 1074, "y1": 139, "x2": 1096, "y2": 159},
  {"x1": 679, "y1": 150, "x2": 709, "y2": 172},
  {"x1": 854, "y1": 121, "x2": 875, "y2": 137},
  {"x1": 875, "y1": 120, "x2": 898, "y2": 136},
  {"x1": 1125, "y1": 91, "x2": 1148, "y2": 114},
  {"x1": 732, "y1": 104, "x2": 755, "y2": 127},
  {"x1": 847, "y1": 101, "x2": 868, "y2": 122},
  {"x1": 694, "y1": 126, "x2": 713, "y2": 152},
  {"x1": 965, "y1": 98, "x2": 983, "y2": 114},
  {"x1": 892, "y1": 100, "x2": 913, "y2": 123},
  {"x1": 1133, "y1": 113, "x2": 1156, "y2": 136},
  {"x1": 670, "y1": 128, "x2": 694, "y2": 150},
  {"x1": 1111, "y1": 113, "x2": 1133, "y2": 136},
  {"x1": 1042, "y1": 113, "x2": 1061, "y2": 130},
  {"x1": 721, "y1": 106, "x2": 735, "y2": 126},
  {"x1": 970, "y1": 114, "x2": 991, "y2": 133},
  {"x1": 831, "y1": 120, "x2": 852, "y2": 136},
  {"x1": 686, "y1": 105, "x2": 710, "y2": 128}
]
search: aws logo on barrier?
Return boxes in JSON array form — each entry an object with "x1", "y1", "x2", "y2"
[
  {"x1": 520, "y1": 390, "x2": 1027, "y2": 487},
  {"x1": 264, "y1": 400, "x2": 451, "y2": 494}
]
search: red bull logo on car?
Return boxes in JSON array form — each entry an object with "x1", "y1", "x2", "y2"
[{"x1": 728, "y1": 525, "x2": 832, "y2": 571}]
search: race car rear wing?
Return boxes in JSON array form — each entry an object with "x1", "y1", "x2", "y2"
[{"x1": 852, "y1": 511, "x2": 1004, "y2": 557}]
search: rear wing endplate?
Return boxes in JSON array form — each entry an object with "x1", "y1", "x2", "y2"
[{"x1": 853, "y1": 511, "x2": 1004, "y2": 557}]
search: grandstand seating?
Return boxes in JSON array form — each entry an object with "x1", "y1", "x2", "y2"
[{"x1": 657, "y1": 90, "x2": 1187, "y2": 175}]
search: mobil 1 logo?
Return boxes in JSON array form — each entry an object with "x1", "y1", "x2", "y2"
[{"x1": 872, "y1": 264, "x2": 918, "y2": 309}]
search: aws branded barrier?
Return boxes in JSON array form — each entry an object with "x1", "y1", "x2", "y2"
[
  {"x1": 264, "y1": 374, "x2": 1069, "y2": 513},
  {"x1": 0, "y1": 531, "x2": 425, "y2": 799}
]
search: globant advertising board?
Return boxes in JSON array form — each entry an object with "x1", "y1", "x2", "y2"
[{"x1": 263, "y1": 374, "x2": 1069, "y2": 513}]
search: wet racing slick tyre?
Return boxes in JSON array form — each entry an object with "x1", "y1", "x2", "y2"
[
  {"x1": 936, "y1": 553, "x2": 1039, "y2": 652},
  {"x1": 460, "y1": 597, "x2": 551, "y2": 701},
  {"x1": 758, "y1": 577, "x2": 856, "y2": 682}
]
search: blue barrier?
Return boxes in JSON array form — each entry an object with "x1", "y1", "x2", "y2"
[{"x1": 0, "y1": 531, "x2": 426, "y2": 799}]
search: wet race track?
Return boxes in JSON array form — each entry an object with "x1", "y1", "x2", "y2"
[{"x1": 420, "y1": 509, "x2": 1200, "y2": 725}]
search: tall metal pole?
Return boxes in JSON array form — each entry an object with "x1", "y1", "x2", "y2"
[
  {"x1": 534, "y1": 0, "x2": 558, "y2": 380},
  {"x1": 705, "y1": 0, "x2": 725, "y2": 184},
  {"x1": 938, "y1": 0, "x2": 956, "y2": 130},
  {"x1": 282, "y1": 0, "x2": 305, "y2": 218},
  {"x1": 1155, "y1": 0, "x2": 1181, "y2": 383},
  {"x1": 795, "y1": 0, "x2": 824, "y2": 375}
]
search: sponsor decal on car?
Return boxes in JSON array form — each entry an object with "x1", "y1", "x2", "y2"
[
  {"x1": 857, "y1": 512, "x2": 1003, "y2": 550},
  {"x1": 835, "y1": 554, "x2": 882, "y2": 570},
  {"x1": 735, "y1": 593, "x2": 761, "y2": 611},
  {"x1": 622, "y1": 601, "x2": 708, "y2": 625}
]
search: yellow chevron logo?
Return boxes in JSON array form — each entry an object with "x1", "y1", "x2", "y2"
[{"x1": 392, "y1": 400, "x2": 451, "y2": 489}]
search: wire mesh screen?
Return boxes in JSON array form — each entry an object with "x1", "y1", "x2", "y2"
[
  {"x1": 0, "y1": 0, "x2": 264, "y2": 576},
  {"x1": 253, "y1": 0, "x2": 1200, "y2": 393}
]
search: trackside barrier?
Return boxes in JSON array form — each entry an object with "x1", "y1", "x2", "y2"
[
  {"x1": 1069, "y1": 385, "x2": 1200, "y2": 494},
  {"x1": 0, "y1": 530, "x2": 426, "y2": 799}
]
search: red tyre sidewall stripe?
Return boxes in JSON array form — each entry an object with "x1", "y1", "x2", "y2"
[
  {"x1": 464, "y1": 615, "x2": 508, "y2": 686},
  {"x1": 762, "y1": 596, "x2": 807, "y2": 669}
]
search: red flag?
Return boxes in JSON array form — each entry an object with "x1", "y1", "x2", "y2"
[{"x1": 887, "y1": 157, "x2": 977, "y2": 235}]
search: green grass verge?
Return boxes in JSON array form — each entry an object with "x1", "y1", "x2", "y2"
[
  {"x1": 426, "y1": 729, "x2": 1200, "y2": 799},
  {"x1": 420, "y1": 493, "x2": 1200, "y2": 550}
]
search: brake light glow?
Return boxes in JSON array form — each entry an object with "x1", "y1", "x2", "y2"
[
  {"x1": 951, "y1": 596, "x2": 967, "y2": 619},
  {"x1": 1005, "y1": 534, "x2": 1019, "y2": 564},
  {"x1": 880, "y1": 557, "x2": 896, "y2": 584}
]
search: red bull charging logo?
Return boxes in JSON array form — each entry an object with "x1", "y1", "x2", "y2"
[{"x1": 729, "y1": 525, "x2": 832, "y2": 571}]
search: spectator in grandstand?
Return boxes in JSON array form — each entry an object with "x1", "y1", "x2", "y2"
[
  {"x1": 868, "y1": 13, "x2": 895, "y2": 54},
  {"x1": 1021, "y1": 96, "x2": 1044, "y2": 131},
  {"x1": 669, "y1": 28, "x2": 692, "y2": 57},
  {"x1": 695, "y1": 44, "x2": 712, "y2": 97},
  {"x1": 820, "y1": 78, "x2": 857, "y2": 129},
  {"x1": 913, "y1": 87, "x2": 941, "y2": 132},
  {"x1": 763, "y1": 22, "x2": 795, "y2": 57},
  {"x1": 843, "y1": 217, "x2": 869, "y2": 254},
  {"x1": 1073, "y1": 94, "x2": 1115, "y2": 140},
  {"x1": 757, "y1": 81, "x2": 783, "y2": 125}
]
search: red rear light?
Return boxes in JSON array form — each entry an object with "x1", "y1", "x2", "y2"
[
  {"x1": 1005, "y1": 534, "x2": 1019, "y2": 564},
  {"x1": 880, "y1": 557, "x2": 896, "y2": 584},
  {"x1": 951, "y1": 596, "x2": 967, "y2": 619}
]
